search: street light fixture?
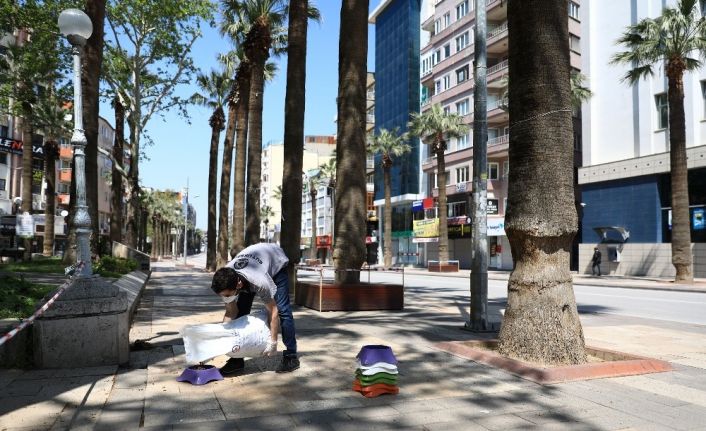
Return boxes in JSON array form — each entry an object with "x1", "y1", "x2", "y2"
[{"x1": 58, "y1": 8, "x2": 93, "y2": 276}]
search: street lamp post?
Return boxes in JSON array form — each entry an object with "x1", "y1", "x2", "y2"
[{"x1": 58, "y1": 9, "x2": 93, "y2": 277}]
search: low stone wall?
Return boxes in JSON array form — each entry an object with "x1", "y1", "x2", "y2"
[
  {"x1": 114, "y1": 270, "x2": 150, "y2": 321},
  {"x1": 113, "y1": 242, "x2": 151, "y2": 271},
  {"x1": 579, "y1": 243, "x2": 706, "y2": 278}
]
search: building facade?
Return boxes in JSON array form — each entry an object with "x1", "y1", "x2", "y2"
[{"x1": 579, "y1": 1, "x2": 706, "y2": 277}]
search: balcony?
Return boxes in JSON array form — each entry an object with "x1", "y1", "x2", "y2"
[
  {"x1": 59, "y1": 169, "x2": 72, "y2": 183},
  {"x1": 488, "y1": 134, "x2": 508, "y2": 147},
  {"x1": 58, "y1": 194, "x2": 70, "y2": 205},
  {"x1": 59, "y1": 147, "x2": 73, "y2": 159},
  {"x1": 487, "y1": 22, "x2": 508, "y2": 54}
]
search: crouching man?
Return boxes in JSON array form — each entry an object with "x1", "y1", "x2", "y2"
[{"x1": 211, "y1": 243, "x2": 299, "y2": 374}]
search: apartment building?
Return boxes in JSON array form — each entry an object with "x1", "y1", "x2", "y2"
[
  {"x1": 579, "y1": 1, "x2": 706, "y2": 277},
  {"x1": 415, "y1": 0, "x2": 581, "y2": 269}
]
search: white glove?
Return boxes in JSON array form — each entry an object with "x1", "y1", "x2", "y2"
[{"x1": 262, "y1": 340, "x2": 277, "y2": 357}]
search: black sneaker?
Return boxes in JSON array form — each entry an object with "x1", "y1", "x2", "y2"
[
  {"x1": 220, "y1": 357, "x2": 245, "y2": 375},
  {"x1": 276, "y1": 356, "x2": 300, "y2": 373}
]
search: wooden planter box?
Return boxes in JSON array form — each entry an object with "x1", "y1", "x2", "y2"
[
  {"x1": 295, "y1": 281, "x2": 404, "y2": 311},
  {"x1": 428, "y1": 260, "x2": 459, "y2": 272}
]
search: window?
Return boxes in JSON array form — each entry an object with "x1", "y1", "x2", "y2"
[
  {"x1": 443, "y1": 105, "x2": 451, "y2": 114},
  {"x1": 443, "y1": 74, "x2": 451, "y2": 90},
  {"x1": 0, "y1": 153, "x2": 6, "y2": 165},
  {"x1": 457, "y1": 134, "x2": 470, "y2": 149},
  {"x1": 434, "y1": 19, "x2": 441, "y2": 34},
  {"x1": 456, "y1": 166, "x2": 469, "y2": 183},
  {"x1": 569, "y1": 35, "x2": 580, "y2": 53},
  {"x1": 0, "y1": 179, "x2": 5, "y2": 191},
  {"x1": 0, "y1": 125, "x2": 8, "y2": 138},
  {"x1": 433, "y1": 49, "x2": 441, "y2": 65},
  {"x1": 568, "y1": 1, "x2": 580, "y2": 20},
  {"x1": 456, "y1": 65, "x2": 469, "y2": 83},
  {"x1": 443, "y1": 12, "x2": 451, "y2": 27},
  {"x1": 456, "y1": 0, "x2": 469, "y2": 20},
  {"x1": 448, "y1": 201, "x2": 466, "y2": 217},
  {"x1": 488, "y1": 162, "x2": 499, "y2": 180},
  {"x1": 435, "y1": 80, "x2": 442, "y2": 95},
  {"x1": 701, "y1": 0, "x2": 706, "y2": 16},
  {"x1": 701, "y1": 81, "x2": 706, "y2": 119},
  {"x1": 655, "y1": 93, "x2": 668, "y2": 130},
  {"x1": 59, "y1": 183, "x2": 70, "y2": 194},
  {"x1": 456, "y1": 32, "x2": 470, "y2": 52},
  {"x1": 61, "y1": 160, "x2": 72, "y2": 169},
  {"x1": 443, "y1": 43, "x2": 451, "y2": 58},
  {"x1": 456, "y1": 98, "x2": 470, "y2": 115}
]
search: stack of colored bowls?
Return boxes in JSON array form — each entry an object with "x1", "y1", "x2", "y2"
[{"x1": 353, "y1": 345, "x2": 399, "y2": 398}]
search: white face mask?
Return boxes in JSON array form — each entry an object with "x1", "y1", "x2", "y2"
[{"x1": 221, "y1": 294, "x2": 238, "y2": 304}]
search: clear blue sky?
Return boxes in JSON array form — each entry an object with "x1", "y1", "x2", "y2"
[{"x1": 101, "y1": 1, "x2": 383, "y2": 231}]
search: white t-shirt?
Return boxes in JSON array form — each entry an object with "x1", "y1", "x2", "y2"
[{"x1": 226, "y1": 243, "x2": 289, "y2": 303}]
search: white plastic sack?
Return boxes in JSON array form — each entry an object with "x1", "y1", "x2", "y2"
[{"x1": 181, "y1": 312, "x2": 271, "y2": 364}]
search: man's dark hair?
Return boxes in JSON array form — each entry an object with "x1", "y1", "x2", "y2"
[
  {"x1": 211, "y1": 267, "x2": 251, "y2": 294},
  {"x1": 211, "y1": 267, "x2": 238, "y2": 293}
]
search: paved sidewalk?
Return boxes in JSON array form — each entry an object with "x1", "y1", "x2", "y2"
[{"x1": 3, "y1": 261, "x2": 706, "y2": 430}]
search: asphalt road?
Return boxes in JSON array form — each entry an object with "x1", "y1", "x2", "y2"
[{"x1": 189, "y1": 253, "x2": 706, "y2": 327}]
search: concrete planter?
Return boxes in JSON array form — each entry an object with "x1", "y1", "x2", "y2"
[{"x1": 295, "y1": 281, "x2": 404, "y2": 311}]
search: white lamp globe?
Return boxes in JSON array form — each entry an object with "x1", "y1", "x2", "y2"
[{"x1": 58, "y1": 9, "x2": 93, "y2": 44}]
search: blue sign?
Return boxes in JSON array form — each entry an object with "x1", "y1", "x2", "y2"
[
  {"x1": 412, "y1": 200, "x2": 423, "y2": 212},
  {"x1": 694, "y1": 208, "x2": 705, "y2": 231}
]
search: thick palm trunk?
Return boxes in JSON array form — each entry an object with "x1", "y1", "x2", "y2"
[
  {"x1": 666, "y1": 67, "x2": 693, "y2": 283},
  {"x1": 436, "y1": 149, "x2": 449, "y2": 262},
  {"x1": 125, "y1": 115, "x2": 140, "y2": 249},
  {"x1": 383, "y1": 165, "x2": 392, "y2": 268},
  {"x1": 231, "y1": 65, "x2": 251, "y2": 257},
  {"x1": 281, "y1": 0, "x2": 308, "y2": 285},
  {"x1": 43, "y1": 143, "x2": 57, "y2": 256},
  {"x1": 334, "y1": 0, "x2": 369, "y2": 284},
  {"x1": 150, "y1": 217, "x2": 157, "y2": 259},
  {"x1": 83, "y1": 0, "x2": 106, "y2": 256},
  {"x1": 245, "y1": 61, "x2": 266, "y2": 246},
  {"x1": 217, "y1": 100, "x2": 236, "y2": 268},
  {"x1": 206, "y1": 109, "x2": 223, "y2": 271},
  {"x1": 310, "y1": 188, "x2": 318, "y2": 260},
  {"x1": 497, "y1": 0, "x2": 586, "y2": 365},
  {"x1": 111, "y1": 96, "x2": 125, "y2": 244}
]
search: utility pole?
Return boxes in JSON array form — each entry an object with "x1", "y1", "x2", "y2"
[
  {"x1": 468, "y1": 0, "x2": 491, "y2": 331},
  {"x1": 183, "y1": 178, "x2": 188, "y2": 266}
]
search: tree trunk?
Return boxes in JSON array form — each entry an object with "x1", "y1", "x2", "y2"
[
  {"x1": 42, "y1": 142, "x2": 58, "y2": 256},
  {"x1": 125, "y1": 114, "x2": 140, "y2": 248},
  {"x1": 217, "y1": 100, "x2": 236, "y2": 268},
  {"x1": 497, "y1": 0, "x2": 586, "y2": 365},
  {"x1": 383, "y1": 165, "x2": 392, "y2": 268},
  {"x1": 231, "y1": 64, "x2": 251, "y2": 258},
  {"x1": 206, "y1": 109, "x2": 223, "y2": 271},
  {"x1": 111, "y1": 96, "x2": 125, "y2": 244},
  {"x1": 666, "y1": 67, "x2": 693, "y2": 283},
  {"x1": 436, "y1": 148, "x2": 449, "y2": 262},
  {"x1": 150, "y1": 216, "x2": 157, "y2": 259},
  {"x1": 281, "y1": 0, "x2": 308, "y2": 286},
  {"x1": 63, "y1": 164, "x2": 77, "y2": 264},
  {"x1": 310, "y1": 187, "x2": 318, "y2": 260},
  {"x1": 21, "y1": 120, "x2": 33, "y2": 260},
  {"x1": 333, "y1": 0, "x2": 369, "y2": 284},
  {"x1": 245, "y1": 61, "x2": 266, "y2": 246},
  {"x1": 83, "y1": 0, "x2": 106, "y2": 256}
]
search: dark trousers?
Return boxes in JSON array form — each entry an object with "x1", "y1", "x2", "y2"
[
  {"x1": 235, "y1": 268, "x2": 297, "y2": 357},
  {"x1": 592, "y1": 262, "x2": 601, "y2": 276}
]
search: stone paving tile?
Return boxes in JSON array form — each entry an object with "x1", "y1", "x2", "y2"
[
  {"x1": 472, "y1": 413, "x2": 536, "y2": 430},
  {"x1": 612, "y1": 374, "x2": 706, "y2": 408},
  {"x1": 422, "y1": 421, "x2": 490, "y2": 431},
  {"x1": 578, "y1": 411, "x2": 671, "y2": 431},
  {"x1": 47, "y1": 374, "x2": 115, "y2": 431},
  {"x1": 142, "y1": 408, "x2": 225, "y2": 428},
  {"x1": 0, "y1": 368, "x2": 24, "y2": 391},
  {"x1": 113, "y1": 368, "x2": 148, "y2": 389}
]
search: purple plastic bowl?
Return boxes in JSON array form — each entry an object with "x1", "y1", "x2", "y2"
[
  {"x1": 356, "y1": 345, "x2": 397, "y2": 366},
  {"x1": 176, "y1": 365, "x2": 223, "y2": 385}
]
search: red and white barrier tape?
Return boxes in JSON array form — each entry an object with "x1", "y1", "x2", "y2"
[{"x1": 0, "y1": 261, "x2": 84, "y2": 348}]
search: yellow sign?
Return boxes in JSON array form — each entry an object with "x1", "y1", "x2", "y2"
[{"x1": 413, "y1": 218, "x2": 439, "y2": 238}]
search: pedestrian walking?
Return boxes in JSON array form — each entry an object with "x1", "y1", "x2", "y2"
[
  {"x1": 210, "y1": 243, "x2": 299, "y2": 374},
  {"x1": 591, "y1": 247, "x2": 602, "y2": 276}
]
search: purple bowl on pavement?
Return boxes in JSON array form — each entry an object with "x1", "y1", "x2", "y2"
[
  {"x1": 357, "y1": 345, "x2": 397, "y2": 366},
  {"x1": 176, "y1": 365, "x2": 223, "y2": 385}
]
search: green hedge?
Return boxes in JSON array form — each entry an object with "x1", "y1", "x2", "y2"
[
  {"x1": 0, "y1": 275, "x2": 55, "y2": 319},
  {"x1": 94, "y1": 256, "x2": 138, "y2": 278}
]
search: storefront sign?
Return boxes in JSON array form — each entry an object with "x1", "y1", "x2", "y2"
[
  {"x1": 391, "y1": 230, "x2": 413, "y2": 238},
  {"x1": 316, "y1": 235, "x2": 332, "y2": 247},
  {"x1": 447, "y1": 216, "x2": 471, "y2": 226},
  {"x1": 412, "y1": 237, "x2": 438, "y2": 243},
  {"x1": 448, "y1": 223, "x2": 472, "y2": 239},
  {"x1": 694, "y1": 208, "x2": 705, "y2": 230},
  {"x1": 423, "y1": 197, "x2": 434, "y2": 209},
  {"x1": 487, "y1": 217, "x2": 506, "y2": 236},
  {"x1": 365, "y1": 236, "x2": 377, "y2": 244},
  {"x1": 456, "y1": 182, "x2": 467, "y2": 192},
  {"x1": 412, "y1": 200, "x2": 423, "y2": 212},
  {"x1": 413, "y1": 218, "x2": 439, "y2": 238},
  {"x1": 16, "y1": 212, "x2": 34, "y2": 238},
  {"x1": 487, "y1": 199, "x2": 499, "y2": 215},
  {"x1": 0, "y1": 138, "x2": 44, "y2": 157}
]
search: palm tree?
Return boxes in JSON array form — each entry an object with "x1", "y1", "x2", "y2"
[
  {"x1": 281, "y1": 0, "x2": 311, "y2": 281},
  {"x1": 333, "y1": 0, "x2": 369, "y2": 284},
  {"x1": 496, "y1": 0, "x2": 586, "y2": 365},
  {"x1": 368, "y1": 128, "x2": 411, "y2": 268},
  {"x1": 305, "y1": 169, "x2": 320, "y2": 259},
  {"x1": 110, "y1": 95, "x2": 126, "y2": 245},
  {"x1": 34, "y1": 96, "x2": 70, "y2": 257},
  {"x1": 260, "y1": 204, "x2": 274, "y2": 241},
  {"x1": 408, "y1": 104, "x2": 468, "y2": 264},
  {"x1": 191, "y1": 69, "x2": 230, "y2": 271},
  {"x1": 611, "y1": 0, "x2": 703, "y2": 283},
  {"x1": 238, "y1": 0, "x2": 288, "y2": 246}
]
